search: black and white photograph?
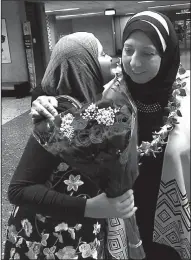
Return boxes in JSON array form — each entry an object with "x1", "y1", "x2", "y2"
[
  {"x1": 1, "y1": 1, "x2": 190, "y2": 260},
  {"x1": 1, "y1": 18, "x2": 11, "y2": 63}
]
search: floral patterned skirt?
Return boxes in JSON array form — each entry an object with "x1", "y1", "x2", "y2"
[
  {"x1": 4, "y1": 206, "x2": 107, "y2": 260},
  {"x1": 4, "y1": 165, "x2": 109, "y2": 259}
]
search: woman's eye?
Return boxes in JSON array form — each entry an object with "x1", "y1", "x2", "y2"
[
  {"x1": 124, "y1": 48, "x2": 133, "y2": 55},
  {"x1": 143, "y1": 52, "x2": 154, "y2": 56}
]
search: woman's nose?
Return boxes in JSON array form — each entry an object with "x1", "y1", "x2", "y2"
[
  {"x1": 130, "y1": 53, "x2": 142, "y2": 68},
  {"x1": 106, "y1": 54, "x2": 112, "y2": 62}
]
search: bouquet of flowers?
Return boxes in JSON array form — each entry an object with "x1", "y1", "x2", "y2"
[{"x1": 33, "y1": 85, "x2": 145, "y2": 259}]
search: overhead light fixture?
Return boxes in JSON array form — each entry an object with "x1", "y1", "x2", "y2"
[
  {"x1": 46, "y1": 8, "x2": 80, "y2": 13},
  {"x1": 170, "y1": 3, "x2": 190, "y2": 7},
  {"x1": 138, "y1": 1, "x2": 155, "y2": 3},
  {"x1": 56, "y1": 12, "x2": 103, "y2": 19},
  {"x1": 149, "y1": 3, "x2": 190, "y2": 9},
  {"x1": 176, "y1": 11, "x2": 191, "y2": 14},
  {"x1": 148, "y1": 5, "x2": 170, "y2": 9},
  {"x1": 104, "y1": 9, "x2": 116, "y2": 16}
]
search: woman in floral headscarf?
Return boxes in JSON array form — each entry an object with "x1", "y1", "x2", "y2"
[{"x1": 4, "y1": 32, "x2": 136, "y2": 260}]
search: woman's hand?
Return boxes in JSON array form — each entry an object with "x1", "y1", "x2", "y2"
[
  {"x1": 30, "y1": 96, "x2": 58, "y2": 123},
  {"x1": 102, "y1": 78, "x2": 115, "y2": 96},
  {"x1": 85, "y1": 189, "x2": 137, "y2": 219}
]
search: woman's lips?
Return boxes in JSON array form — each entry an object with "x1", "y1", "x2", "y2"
[{"x1": 132, "y1": 70, "x2": 145, "y2": 75}]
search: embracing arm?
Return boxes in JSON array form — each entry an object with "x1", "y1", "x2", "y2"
[
  {"x1": 8, "y1": 135, "x2": 136, "y2": 220},
  {"x1": 8, "y1": 135, "x2": 87, "y2": 222}
]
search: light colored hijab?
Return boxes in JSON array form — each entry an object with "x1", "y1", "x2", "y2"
[{"x1": 41, "y1": 32, "x2": 104, "y2": 103}]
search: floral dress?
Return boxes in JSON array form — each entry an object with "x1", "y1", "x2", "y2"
[{"x1": 4, "y1": 162, "x2": 108, "y2": 260}]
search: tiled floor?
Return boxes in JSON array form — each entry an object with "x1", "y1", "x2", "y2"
[{"x1": 2, "y1": 96, "x2": 31, "y2": 125}]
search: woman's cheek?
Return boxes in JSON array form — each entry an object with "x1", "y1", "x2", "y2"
[
  {"x1": 122, "y1": 57, "x2": 131, "y2": 74},
  {"x1": 150, "y1": 57, "x2": 161, "y2": 77},
  {"x1": 152, "y1": 55, "x2": 161, "y2": 70}
]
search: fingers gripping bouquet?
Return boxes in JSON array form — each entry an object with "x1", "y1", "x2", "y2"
[{"x1": 33, "y1": 86, "x2": 145, "y2": 259}]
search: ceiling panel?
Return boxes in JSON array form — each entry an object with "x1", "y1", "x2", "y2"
[
  {"x1": 27, "y1": 1, "x2": 191, "y2": 16},
  {"x1": 45, "y1": 1, "x2": 190, "y2": 15}
]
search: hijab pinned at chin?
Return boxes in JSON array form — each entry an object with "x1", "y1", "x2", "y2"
[
  {"x1": 122, "y1": 11, "x2": 180, "y2": 107},
  {"x1": 41, "y1": 32, "x2": 104, "y2": 103}
]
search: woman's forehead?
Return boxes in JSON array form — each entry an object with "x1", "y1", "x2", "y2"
[{"x1": 124, "y1": 31, "x2": 156, "y2": 48}]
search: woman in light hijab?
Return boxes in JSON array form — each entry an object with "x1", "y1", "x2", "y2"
[
  {"x1": 31, "y1": 31, "x2": 114, "y2": 121},
  {"x1": 4, "y1": 32, "x2": 136, "y2": 260},
  {"x1": 118, "y1": 11, "x2": 190, "y2": 260}
]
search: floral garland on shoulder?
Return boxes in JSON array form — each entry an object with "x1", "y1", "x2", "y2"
[
  {"x1": 137, "y1": 63, "x2": 189, "y2": 159},
  {"x1": 112, "y1": 62, "x2": 189, "y2": 159}
]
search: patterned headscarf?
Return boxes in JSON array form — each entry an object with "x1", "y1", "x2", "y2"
[
  {"x1": 122, "y1": 11, "x2": 180, "y2": 142},
  {"x1": 41, "y1": 32, "x2": 104, "y2": 103},
  {"x1": 122, "y1": 11, "x2": 180, "y2": 107}
]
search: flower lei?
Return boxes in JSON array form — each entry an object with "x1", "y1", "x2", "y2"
[
  {"x1": 137, "y1": 64, "x2": 188, "y2": 158},
  {"x1": 112, "y1": 62, "x2": 189, "y2": 159}
]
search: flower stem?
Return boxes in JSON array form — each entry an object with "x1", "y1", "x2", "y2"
[
  {"x1": 124, "y1": 214, "x2": 146, "y2": 259},
  {"x1": 16, "y1": 228, "x2": 23, "y2": 236}
]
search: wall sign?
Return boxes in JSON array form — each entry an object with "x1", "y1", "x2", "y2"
[
  {"x1": 23, "y1": 21, "x2": 36, "y2": 89},
  {"x1": 1, "y1": 18, "x2": 11, "y2": 63}
]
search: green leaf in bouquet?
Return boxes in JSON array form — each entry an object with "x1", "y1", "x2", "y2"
[
  {"x1": 54, "y1": 114, "x2": 62, "y2": 128},
  {"x1": 71, "y1": 115, "x2": 88, "y2": 130},
  {"x1": 89, "y1": 124, "x2": 106, "y2": 144},
  {"x1": 181, "y1": 81, "x2": 186, "y2": 88},
  {"x1": 167, "y1": 117, "x2": 179, "y2": 125},
  {"x1": 172, "y1": 83, "x2": 181, "y2": 90},
  {"x1": 106, "y1": 124, "x2": 130, "y2": 151},
  {"x1": 115, "y1": 111, "x2": 131, "y2": 126},
  {"x1": 163, "y1": 107, "x2": 171, "y2": 116},
  {"x1": 96, "y1": 98, "x2": 114, "y2": 109},
  {"x1": 176, "y1": 77, "x2": 181, "y2": 84},
  {"x1": 178, "y1": 66, "x2": 186, "y2": 75},
  {"x1": 179, "y1": 88, "x2": 186, "y2": 96},
  {"x1": 57, "y1": 162, "x2": 70, "y2": 172},
  {"x1": 74, "y1": 129, "x2": 91, "y2": 147},
  {"x1": 177, "y1": 110, "x2": 182, "y2": 117},
  {"x1": 120, "y1": 104, "x2": 132, "y2": 116},
  {"x1": 108, "y1": 123, "x2": 128, "y2": 135}
]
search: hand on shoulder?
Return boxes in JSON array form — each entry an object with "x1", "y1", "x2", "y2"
[{"x1": 30, "y1": 96, "x2": 58, "y2": 123}]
